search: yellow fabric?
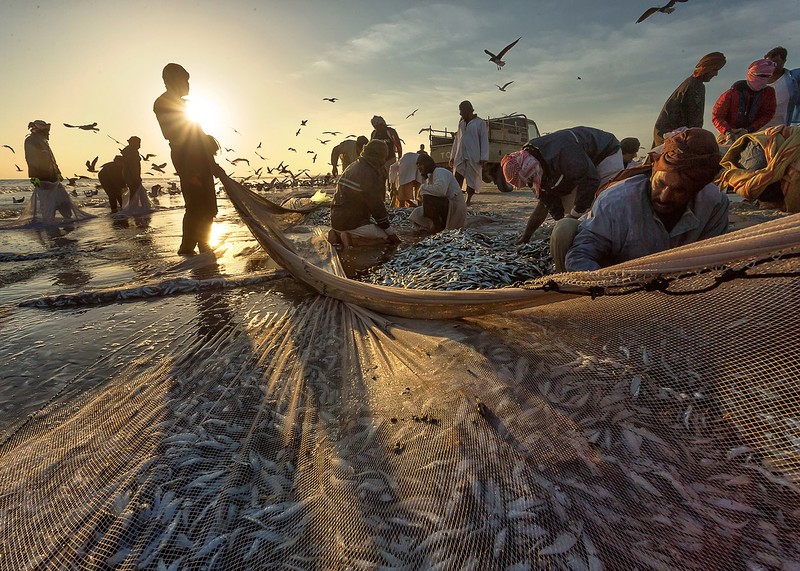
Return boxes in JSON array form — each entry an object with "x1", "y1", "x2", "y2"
[{"x1": 717, "y1": 125, "x2": 800, "y2": 212}]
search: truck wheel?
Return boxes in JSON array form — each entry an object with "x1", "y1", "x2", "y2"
[{"x1": 495, "y1": 165, "x2": 514, "y2": 192}]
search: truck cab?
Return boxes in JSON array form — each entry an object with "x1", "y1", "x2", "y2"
[{"x1": 427, "y1": 113, "x2": 540, "y2": 192}]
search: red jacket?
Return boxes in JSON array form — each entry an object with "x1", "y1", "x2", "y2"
[{"x1": 712, "y1": 81, "x2": 776, "y2": 134}]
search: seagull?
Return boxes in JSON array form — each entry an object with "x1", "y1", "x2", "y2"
[
  {"x1": 231, "y1": 158, "x2": 250, "y2": 166},
  {"x1": 257, "y1": 141, "x2": 262, "y2": 149},
  {"x1": 406, "y1": 109, "x2": 419, "y2": 119},
  {"x1": 346, "y1": 134, "x2": 357, "y2": 139},
  {"x1": 322, "y1": 131, "x2": 341, "y2": 136},
  {"x1": 3, "y1": 144, "x2": 15, "y2": 153},
  {"x1": 232, "y1": 127, "x2": 242, "y2": 135},
  {"x1": 495, "y1": 81, "x2": 514, "y2": 92},
  {"x1": 288, "y1": 147, "x2": 297, "y2": 152},
  {"x1": 12, "y1": 196, "x2": 24, "y2": 203},
  {"x1": 15, "y1": 164, "x2": 22, "y2": 172},
  {"x1": 317, "y1": 139, "x2": 330, "y2": 145},
  {"x1": 150, "y1": 162, "x2": 167, "y2": 173},
  {"x1": 106, "y1": 134, "x2": 123, "y2": 145},
  {"x1": 223, "y1": 147, "x2": 234, "y2": 153},
  {"x1": 322, "y1": 97, "x2": 338, "y2": 103},
  {"x1": 65, "y1": 177, "x2": 77, "y2": 186},
  {"x1": 636, "y1": 0, "x2": 689, "y2": 23},
  {"x1": 65, "y1": 122, "x2": 100, "y2": 132},
  {"x1": 255, "y1": 151, "x2": 267, "y2": 160},
  {"x1": 296, "y1": 128, "x2": 301, "y2": 136},
  {"x1": 140, "y1": 153, "x2": 157, "y2": 161},
  {"x1": 254, "y1": 167, "x2": 263, "y2": 177},
  {"x1": 484, "y1": 37, "x2": 521, "y2": 70},
  {"x1": 577, "y1": 76, "x2": 582, "y2": 80},
  {"x1": 307, "y1": 150, "x2": 315, "y2": 154},
  {"x1": 86, "y1": 156, "x2": 99, "y2": 172},
  {"x1": 300, "y1": 120, "x2": 308, "y2": 126},
  {"x1": 312, "y1": 154, "x2": 317, "y2": 164}
]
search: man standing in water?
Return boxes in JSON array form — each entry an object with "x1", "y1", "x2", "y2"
[
  {"x1": 450, "y1": 100, "x2": 489, "y2": 206},
  {"x1": 153, "y1": 63, "x2": 221, "y2": 255},
  {"x1": 24, "y1": 119, "x2": 75, "y2": 220}
]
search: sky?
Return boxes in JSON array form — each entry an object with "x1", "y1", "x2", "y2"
[{"x1": 0, "y1": 0, "x2": 798, "y2": 181}]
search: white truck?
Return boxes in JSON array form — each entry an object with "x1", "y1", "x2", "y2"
[{"x1": 426, "y1": 113, "x2": 540, "y2": 192}]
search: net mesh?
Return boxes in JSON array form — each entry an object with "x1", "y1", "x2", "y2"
[{"x1": 1, "y1": 177, "x2": 799, "y2": 570}]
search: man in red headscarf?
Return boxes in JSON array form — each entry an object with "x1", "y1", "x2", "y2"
[
  {"x1": 653, "y1": 52, "x2": 727, "y2": 147},
  {"x1": 712, "y1": 59, "x2": 778, "y2": 145},
  {"x1": 559, "y1": 128, "x2": 728, "y2": 272}
]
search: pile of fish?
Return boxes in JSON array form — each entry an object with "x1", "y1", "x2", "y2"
[
  {"x1": 362, "y1": 229, "x2": 553, "y2": 290},
  {"x1": 304, "y1": 206, "x2": 501, "y2": 231}
]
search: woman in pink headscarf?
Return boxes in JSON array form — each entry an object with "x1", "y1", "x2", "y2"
[{"x1": 712, "y1": 59, "x2": 777, "y2": 145}]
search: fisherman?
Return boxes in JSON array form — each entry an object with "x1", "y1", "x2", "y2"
[
  {"x1": 555, "y1": 128, "x2": 727, "y2": 272},
  {"x1": 120, "y1": 136, "x2": 143, "y2": 197},
  {"x1": 327, "y1": 139, "x2": 401, "y2": 248},
  {"x1": 97, "y1": 156, "x2": 127, "y2": 213},
  {"x1": 712, "y1": 59, "x2": 777, "y2": 146},
  {"x1": 763, "y1": 47, "x2": 800, "y2": 128},
  {"x1": 653, "y1": 52, "x2": 727, "y2": 147},
  {"x1": 409, "y1": 153, "x2": 467, "y2": 233},
  {"x1": 620, "y1": 137, "x2": 641, "y2": 168},
  {"x1": 330, "y1": 136, "x2": 369, "y2": 177},
  {"x1": 501, "y1": 126, "x2": 623, "y2": 244},
  {"x1": 392, "y1": 152, "x2": 424, "y2": 207},
  {"x1": 153, "y1": 63, "x2": 223, "y2": 255},
  {"x1": 24, "y1": 119, "x2": 75, "y2": 220},
  {"x1": 369, "y1": 115, "x2": 402, "y2": 169},
  {"x1": 450, "y1": 100, "x2": 489, "y2": 206}
]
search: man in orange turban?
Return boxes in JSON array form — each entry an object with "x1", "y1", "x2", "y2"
[{"x1": 653, "y1": 52, "x2": 727, "y2": 147}]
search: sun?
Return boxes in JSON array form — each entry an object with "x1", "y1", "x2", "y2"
[{"x1": 185, "y1": 92, "x2": 224, "y2": 136}]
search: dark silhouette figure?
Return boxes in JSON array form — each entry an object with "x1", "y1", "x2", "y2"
[
  {"x1": 153, "y1": 63, "x2": 222, "y2": 255},
  {"x1": 121, "y1": 136, "x2": 143, "y2": 197},
  {"x1": 98, "y1": 156, "x2": 126, "y2": 212}
]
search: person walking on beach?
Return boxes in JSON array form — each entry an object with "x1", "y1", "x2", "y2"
[
  {"x1": 450, "y1": 100, "x2": 489, "y2": 206},
  {"x1": 653, "y1": 52, "x2": 727, "y2": 147},
  {"x1": 330, "y1": 136, "x2": 368, "y2": 177},
  {"x1": 97, "y1": 156, "x2": 126, "y2": 213},
  {"x1": 24, "y1": 119, "x2": 75, "y2": 220},
  {"x1": 153, "y1": 63, "x2": 222, "y2": 255}
]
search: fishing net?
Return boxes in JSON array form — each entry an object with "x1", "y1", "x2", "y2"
[
  {"x1": 0, "y1": 181, "x2": 95, "y2": 229},
  {"x1": 1, "y1": 175, "x2": 799, "y2": 570}
]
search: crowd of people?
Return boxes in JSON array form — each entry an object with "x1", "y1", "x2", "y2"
[{"x1": 20, "y1": 48, "x2": 800, "y2": 272}]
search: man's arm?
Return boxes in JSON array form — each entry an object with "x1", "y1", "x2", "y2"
[
  {"x1": 686, "y1": 81, "x2": 706, "y2": 128},
  {"x1": 330, "y1": 145, "x2": 340, "y2": 176},
  {"x1": 420, "y1": 170, "x2": 449, "y2": 197},
  {"x1": 712, "y1": 90, "x2": 735, "y2": 133},
  {"x1": 564, "y1": 203, "x2": 615, "y2": 271}
]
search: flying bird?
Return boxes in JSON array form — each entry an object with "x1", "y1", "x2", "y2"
[
  {"x1": 484, "y1": 37, "x2": 521, "y2": 70},
  {"x1": 254, "y1": 167, "x2": 263, "y2": 177},
  {"x1": 300, "y1": 120, "x2": 308, "y2": 126},
  {"x1": 255, "y1": 151, "x2": 267, "y2": 160},
  {"x1": 306, "y1": 150, "x2": 315, "y2": 154},
  {"x1": 636, "y1": 0, "x2": 689, "y2": 23},
  {"x1": 151, "y1": 162, "x2": 167, "y2": 173},
  {"x1": 346, "y1": 134, "x2": 357, "y2": 139},
  {"x1": 231, "y1": 158, "x2": 250, "y2": 166},
  {"x1": 495, "y1": 81, "x2": 514, "y2": 92},
  {"x1": 288, "y1": 147, "x2": 297, "y2": 152},
  {"x1": 2, "y1": 144, "x2": 13, "y2": 153},
  {"x1": 15, "y1": 164, "x2": 23, "y2": 172},
  {"x1": 232, "y1": 127, "x2": 242, "y2": 135},
  {"x1": 140, "y1": 153, "x2": 157, "y2": 161},
  {"x1": 406, "y1": 109, "x2": 419, "y2": 119},
  {"x1": 86, "y1": 156, "x2": 99, "y2": 172},
  {"x1": 577, "y1": 76, "x2": 582, "y2": 80},
  {"x1": 317, "y1": 139, "x2": 330, "y2": 145},
  {"x1": 106, "y1": 134, "x2": 123, "y2": 145},
  {"x1": 322, "y1": 131, "x2": 341, "y2": 136},
  {"x1": 322, "y1": 97, "x2": 338, "y2": 103},
  {"x1": 257, "y1": 141, "x2": 262, "y2": 149},
  {"x1": 296, "y1": 128, "x2": 302, "y2": 136},
  {"x1": 65, "y1": 122, "x2": 100, "y2": 132},
  {"x1": 312, "y1": 154, "x2": 317, "y2": 164}
]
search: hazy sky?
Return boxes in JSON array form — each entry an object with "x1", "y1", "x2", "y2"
[{"x1": 0, "y1": 0, "x2": 797, "y2": 180}]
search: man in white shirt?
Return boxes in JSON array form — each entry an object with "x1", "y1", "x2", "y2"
[
  {"x1": 409, "y1": 153, "x2": 467, "y2": 232},
  {"x1": 764, "y1": 46, "x2": 800, "y2": 128},
  {"x1": 450, "y1": 100, "x2": 489, "y2": 206}
]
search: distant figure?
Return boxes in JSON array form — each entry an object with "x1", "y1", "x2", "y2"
[
  {"x1": 501, "y1": 127, "x2": 623, "y2": 244},
  {"x1": 561, "y1": 128, "x2": 728, "y2": 272},
  {"x1": 712, "y1": 59, "x2": 777, "y2": 146},
  {"x1": 24, "y1": 119, "x2": 75, "y2": 220},
  {"x1": 330, "y1": 136, "x2": 368, "y2": 177},
  {"x1": 450, "y1": 101, "x2": 489, "y2": 206},
  {"x1": 121, "y1": 136, "x2": 143, "y2": 196},
  {"x1": 653, "y1": 52, "x2": 727, "y2": 147},
  {"x1": 418, "y1": 144, "x2": 428, "y2": 155},
  {"x1": 327, "y1": 140, "x2": 401, "y2": 248},
  {"x1": 409, "y1": 153, "x2": 467, "y2": 232},
  {"x1": 763, "y1": 47, "x2": 800, "y2": 128},
  {"x1": 98, "y1": 156, "x2": 126, "y2": 213},
  {"x1": 620, "y1": 137, "x2": 641, "y2": 167},
  {"x1": 370, "y1": 115, "x2": 402, "y2": 169},
  {"x1": 153, "y1": 63, "x2": 222, "y2": 255}
]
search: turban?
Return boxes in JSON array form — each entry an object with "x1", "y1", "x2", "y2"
[
  {"x1": 692, "y1": 52, "x2": 727, "y2": 78},
  {"x1": 746, "y1": 59, "x2": 777, "y2": 91},
  {"x1": 370, "y1": 115, "x2": 385, "y2": 127},
  {"x1": 653, "y1": 128, "x2": 721, "y2": 188},
  {"x1": 28, "y1": 120, "x2": 50, "y2": 132},
  {"x1": 501, "y1": 150, "x2": 544, "y2": 194},
  {"x1": 361, "y1": 139, "x2": 388, "y2": 168}
]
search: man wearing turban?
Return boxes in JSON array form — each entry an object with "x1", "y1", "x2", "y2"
[
  {"x1": 500, "y1": 127, "x2": 623, "y2": 244},
  {"x1": 653, "y1": 52, "x2": 727, "y2": 147},
  {"x1": 559, "y1": 128, "x2": 728, "y2": 272},
  {"x1": 712, "y1": 59, "x2": 778, "y2": 145}
]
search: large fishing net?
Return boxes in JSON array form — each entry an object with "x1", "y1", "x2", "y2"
[
  {"x1": 0, "y1": 181, "x2": 95, "y2": 229},
  {"x1": 1, "y1": 174, "x2": 799, "y2": 570}
]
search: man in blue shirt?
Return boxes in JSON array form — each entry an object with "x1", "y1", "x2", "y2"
[{"x1": 555, "y1": 128, "x2": 728, "y2": 272}]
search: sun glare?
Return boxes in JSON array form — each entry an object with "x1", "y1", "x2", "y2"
[{"x1": 185, "y1": 93, "x2": 224, "y2": 136}]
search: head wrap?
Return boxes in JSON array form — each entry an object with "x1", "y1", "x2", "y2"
[
  {"x1": 370, "y1": 115, "x2": 385, "y2": 128},
  {"x1": 653, "y1": 128, "x2": 721, "y2": 189},
  {"x1": 356, "y1": 135, "x2": 369, "y2": 147},
  {"x1": 501, "y1": 150, "x2": 544, "y2": 193},
  {"x1": 692, "y1": 52, "x2": 726, "y2": 78},
  {"x1": 28, "y1": 120, "x2": 50, "y2": 132},
  {"x1": 746, "y1": 59, "x2": 777, "y2": 91},
  {"x1": 127, "y1": 136, "x2": 141, "y2": 144},
  {"x1": 620, "y1": 137, "x2": 641, "y2": 154},
  {"x1": 162, "y1": 63, "x2": 189, "y2": 83},
  {"x1": 361, "y1": 139, "x2": 388, "y2": 168}
]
